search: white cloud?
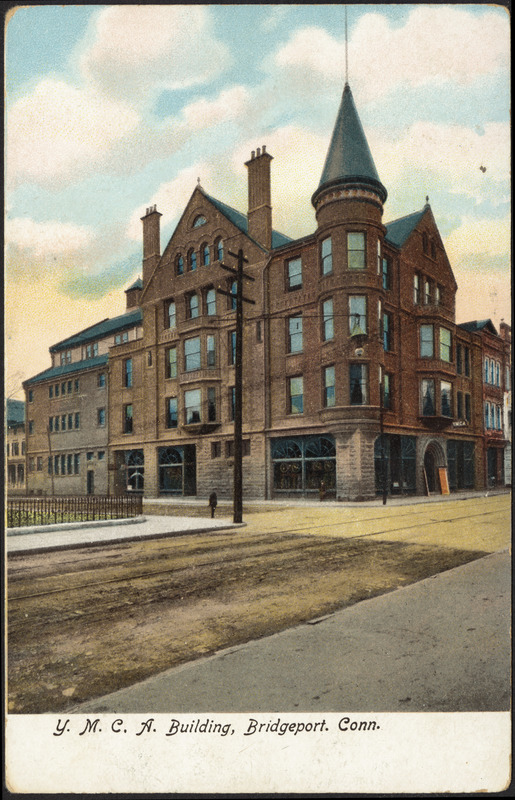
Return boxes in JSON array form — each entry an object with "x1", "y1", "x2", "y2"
[
  {"x1": 181, "y1": 86, "x2": 250, "y2": 130},
  {"x1": 81, "y1": 5, "x2": 229, "y2": 105},
  {"x1": 445, "y1": 214, "x2": 511, "y2": 263},
  {"x1": 6, "y1": 79, "x2": 139, "y2": 187},
  {"x1": 6, "y1": 217, "x2": 93, "y2": 258},
  {"x1": 126, "y1": 162, "x2": 213, "y2": 241},
  {"x1": 273, "y1": 7, "x2": 509, "y2": 102}
]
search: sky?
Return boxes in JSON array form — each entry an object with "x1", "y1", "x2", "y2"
[{"x1": 5, "y1": 3, "x2": 511, "y2": 400}]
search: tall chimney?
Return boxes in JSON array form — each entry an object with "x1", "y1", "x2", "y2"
[
  {"x1": 245, "y1": 146, "x2": 273, "y2": 249},
  {"x1": 141, "y1": 205, "x2": 162, "y2": 286}
]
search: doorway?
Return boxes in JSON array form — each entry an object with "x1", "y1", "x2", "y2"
[{"x1": 424, "y1": 450, "x2": 436, "y2": 493}]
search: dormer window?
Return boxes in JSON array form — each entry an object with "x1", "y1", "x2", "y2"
[{"x1": 193, "y1": 215, "x2": 206, "y2": 228}]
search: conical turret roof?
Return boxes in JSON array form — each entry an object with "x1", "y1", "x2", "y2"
[{"x1": 313, "y1": 83, "x2": 387, "y2": 206}]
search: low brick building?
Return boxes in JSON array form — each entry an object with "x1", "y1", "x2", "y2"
[
  {"x1": 6, "y1": 399, "x2": 26, "y2": 495},
  {"x1": 23, "y1": 81, "x2": 511, "y2": 500}
]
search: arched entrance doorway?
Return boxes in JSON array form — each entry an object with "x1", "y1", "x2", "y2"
[{"x1": 423, "y1": 441, "x2": 446, "y2": 494}]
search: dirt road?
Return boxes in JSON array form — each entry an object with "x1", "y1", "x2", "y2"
[{"x1": 9, "y1": 497, "x2": 507, "y2": 714}]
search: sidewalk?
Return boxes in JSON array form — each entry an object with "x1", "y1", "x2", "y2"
[{"x1": 71, "y1": 548, "x2": 511, "y2": 713}]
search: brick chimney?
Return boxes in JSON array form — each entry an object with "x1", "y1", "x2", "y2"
[
  {"x1": 245, "y1": 146, "x2": 273, "y2": 250},
  {"x1": 141, "y1": 205, "x2": 162, "y2": 286}
]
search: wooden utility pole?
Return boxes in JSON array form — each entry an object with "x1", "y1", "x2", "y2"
[{"x1": 218, "y1": 248, "x2": 255, "y2": 523}]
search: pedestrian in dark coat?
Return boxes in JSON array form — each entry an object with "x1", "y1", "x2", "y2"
[{"x1": 209, "y1": 491, "x2": 218, "y2": 518}]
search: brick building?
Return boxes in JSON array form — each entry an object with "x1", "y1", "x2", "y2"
[
  {"x1": 6, "y1": 399, "x2": 26, "y2": 495},
  {"x1": 23, "y1": 81, "x2": 511, "y2": 499}
]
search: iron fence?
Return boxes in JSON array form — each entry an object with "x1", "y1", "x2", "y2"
[{"x1": 7, "y1": 495, "x2": 143, "y2": 529}]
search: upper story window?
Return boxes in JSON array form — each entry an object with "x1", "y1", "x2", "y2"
[
  {"x1": 496, "y1": 362, "x2": 500, "y2": 387},
  {"x1": 464, "y1": 347, "x2": 471, "y2": 377},
  {"x1": 456, "y1": 344, "x2": 463, "y2": 374},
  {"x1": 484, "y1": 357, "x2": 489, "y2": 383},
  {"x1": 184, "y1": 336, "x2": 201, "y2": 371},
  {"x1": 288, "y1": 376, "x2": 304, "y2": 414},
  {"x1": 28, "y1": 389, "x2": 33, "y2": 402},
  {"x1": 230, "y1": 280, "x2": 237, "y2": 311},
  {"x1": 115, "y1": 331, "x2": 128, "y2": 345},
  {"x1": 288, "y1": 316, "x2": 303, "y2": 354},
  {"x1": 440, "y1": 327, "x2": 452, "y2": 362},
  {"x1": 322, "y1": 298, "x2": 334, "y2": 341},
  {"x1": 124, "y1": 358, "x2": 133, "y2": 388},
  {"x1": 85, "y1": 342, "x2": 98, "y2": 359},
  {"x1": 349, "y1": 363, "x2": 367, "y2": 405},
  {"x1": 176, "y1": 254, "x2": 184, "y2": 276},
  {"x1": 421, "y1": 378, "x2": 435, "y2": 416},
  {"x1": 206, "y1": 288, "x2": 217, "y2": 316},
  {"x1": 435, "y1": 284, "x2": 442, "y2": 305},
  {"x1": 349, "y1": 295, "x2": 367, "y2": 335},
  {"x1": 167, "y1": 300, "x2": 176, "y2": 329},
  {"x1": 420, "y1": 324, "x2": 434, "y2": 358},
  {"x1": 188, "y1": 293, "x2": 199, "y2": 319},
  {"x1": 422, "y1": 232, "x2": 429, "y2": 254},
  {"x1": 383, "y1": 372, "x2": 392, "y2": 410},
  {"x1": 202, "y1": 243, "x2": 210, "y2": 266},
  {"x1": 166, "y1": 397, "x2": 178, "y2": 429},
  {"x1": 382, "y1": 257, "x2": 391, "y2": 290},
  {"x1": 383, "y1": 311, "x2": 393, "y2": 351},
  {"x1": 321, "y1": 237, "x2": 332, "y2": 275},
  {"x1": 188, "y1": 249, "x2": 197, "y2": 271},
  {"x1": 441, "y1": 381, "x2": 452, "y2": 417},
  {"x1": 215, "y1": 237, "x2": 223, "y2": 261},
  {"x1": 413, "y1": 274, "x2": 421, "y2": 304},
  {"x1": 166, "y1": 346, "x2": 177, "y2": 379},
  {"x1": 60, "y1": 350, "x2": 72, "y2": 366},
  {"x1": 207, "y1": 335, "x2": 216, "y2": 367},
  {"x1": 287, "y1": 257, "x2": 302, "y2": 290},
  {"x1": 424, "y1": 279, "x2": 431, "y2": 305},
  {"x1": 347, "y1": 232, "x2": 366, "y2": 269},
  {"x1": 97, "y1": 407, "x2": 106, "y2": 427},
  {"x1": 184, "y1": 388, "x2": 201, "y2": 424},
  {"x1": 98, "y1": 372, "x2": 106, "y2": 388},
  {"x1": 123, "y1": 404, "x2": 133, "y2": 434},
  {"x1": 193, "y1": 215, "x2": 206, "y2": 228},
  {"x1": 324, "y1": 365, "x2": 335, "y2": 408},
  {"x1": 229, "y1": 330, "x2": 237, "y2": 365}
]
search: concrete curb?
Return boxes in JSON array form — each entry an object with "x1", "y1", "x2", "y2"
[{"x1": 7, "y1": 515, "x2": 147, "y2": 537}]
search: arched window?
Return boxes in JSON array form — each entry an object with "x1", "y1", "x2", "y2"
[
  {"x1": 202, "y1": 244, "x2": 210, "y2": 266},
  {"x1": 188, "y1": 249, "x2": 197, "y2": 271},
  {"x1": 159, "y1": 447, "x2": 183, "y2": 494},
  {"x1": 188, "y1": 293, "x2": 199, "y2": 319},
  {"x1": 206, "y1": 288, "x2": 217, "y2": 316},
  {"x1": 215, "y1": 237, "x2": 223, "y2": 261},
  {"x1": 176, "y1": 254, "x2": 184, "y2": 276}
]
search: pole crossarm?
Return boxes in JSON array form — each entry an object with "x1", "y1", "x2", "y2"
[
  {"x1": 219, "y1": 262, "x2": 255, "y2": 282},
  {"x1": 217, "y1": 288, "x2": 256, "y2": 305},
  {"x1": 228, "y1": 249, "x2": 249, "y2": 263}
]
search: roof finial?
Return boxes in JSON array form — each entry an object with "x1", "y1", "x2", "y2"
[
  {"x1": 197, "y1": 177, "x2": 201, "y2": 188},
  {"x1": 345, "y1": 5, "x2": 349, "y2": 86},
  {"x1": 425, "y1": 195, "x2": 430, "y2": 206}
]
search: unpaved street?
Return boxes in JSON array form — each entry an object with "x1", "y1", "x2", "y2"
[{"x1": 7, "y1": 495, "x2": 510, "y2": 713}]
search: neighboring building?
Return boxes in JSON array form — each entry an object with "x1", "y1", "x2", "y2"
[
  {"x1": 6, "y1": 399, "x2": 26, "y2": 495},
  {"x1": 500, "y1": 322, "x2": 512, "y2": 486},
  {"x1": 23, "y1": 299, "x2": 142, "y2": 495},
  {"x1": 23, "y1": 81, "x2": 512, "y2": 500}
]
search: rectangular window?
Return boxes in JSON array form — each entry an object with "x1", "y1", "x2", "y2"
[
  {"x1": 49, "y1": 417, "x2": 54, "y2": 432},
  {"x1": 98, "y1": 451, "x2": 105, "y2": 460},
  {"x1": 377, "y1": 240, "x2": 381, "y2": 274},
  {"x1": 167, "y1": 300, "x2": 176, "y2": 329},
  {"x1": 413, "y1": 274, "x2": 420, "y2": 304},
  {"x1": 124, "y1": 358, "x2": 133, "y2": 387},
  {"x1": 496, "y1": 362, "x2": 500, "y2": 387},
  {"x1": 382, "y1": 257, "x2": 390, "y2": 290},
  {"x1": 49, "y1": 385, "x2": 53, "y2": 399},
  {"x1": 206, "y1": 288, "x2": 217, "y2": 316},
  {"x1": 61, "y1": 454, "x2": 66, "y2": 475},
  {"x1": 464, "y1": 347, "x2": 471, "y2": 377},
  {"x1": 484, "y1": 402, "x2": 490, "y2": 429},
  {"x1": 67, "y1": 454, "x2": 73, "y2": 475},
  {"x1": 55, "y1": 383, "x2": 59, "y2": 397},
  {"x1": 98, "y1": 372, "x2": 106, "y2": 388},
  {"x1": 166, "y1": 397, "x2": 178, "y2": 428},
  {"x1": 37, "y1": 456, "x2": 43, "y2": 471},
  {"x1": 55, "y1": 416, "x2": 59, "y2": 432},
  {"x1": 383, "y1": 311, "x2": 393, "y2": 351},
  {"x1": 54, "y1": 455, "x2": 59, "y2": 476},
  {"x1": 435, "y1": 284, "x2": 442, "y2": 305},
  {"x1": 74, "y1": 453, "x2": 80, "y2": 474},
  {"x1": 288, "y1": 376, "x2": 304, "y2": 414},
  {"x1": 48, "y1": 457, "x2": 52, "y2": 475},
  {"x1": 242, "y1": 439, "x2": 251, "y2": 457},
  {"x1": 440, "y1": 381, "x2": 452, "y2": 417},
  {"x1": 12, "y1": 442, "x2": 19, "y2": 456},
  {"x1": 206, "y1": 335, "x2": 216, "y2": 367},
  {"x1": 61, "y1": 414, "x2": 66, "y2": 430},
  {"x1": 490, "y1": 361, "x2": 494, "y2": 384},
  {"x1": 115, "y1": 332, "x2": 129, "y2": 345},
  {"x1": 321, "y1": 237, "x2": 332, "y2": 275},
  {"x1": 322, "y1": 298, "x2": 334, "y2": 341},
  {"x1": 211, "y1": 441, "x2": 221, "y2": 459},
  {"x1": 68, "y1": 413, "x2": 73, "y2": 430},
  {"x1": 424, "y1": 279, "x2": 431, "y2": 304},
  {"x1": 28, "y1": 420, "x2": 34, "y2": 434},
  {"x1": 74, "y1": 412, "x2": 80, "y2": 429},
  {"x1": 28, "y1": 389, "x2": 33, "y2": 403},
  {"x1": 97, "y1": 408, "x2": 106, "y2": 427},
  {"x1": 229, "y1": 331, "x2": 237, "y2": 365},
  {"x1": 86, "y1": 451, "x2": 94, "y2": 461},
  {"x1": 61, "y1": 382, "x2": 66, "y2": 396},
  {"x1": 457, "y1": 390, "x2": 464, "y2": 419},
  {"x1": 67, "y1": 380, "x2": 72, "y2": 394},
  {"x1": 185, "y1": 389, "x2": 201, "y2": 424},
  {"x1": 188, "y1": 293, "x2": 199, "y2": 319},
  {"x1": 166, "y1": 347, "x2": 177, "y2": 379},
  {"x1": 21, "y1": 441, "x2": 26, "y2": 455},
  {"x1": 147, "y1": 351, "x2": 153, "y2": 367},
  {"x1": 287, "y1": 257, "x2": 302, "y2": 290},
  {"x1": 123, "y1": 404, "x2": 133, "y2": 433},
  {"x1": 226, "y1": 440, "x2": 235, "y2": 459},
  {"x1": 421, "y1": 379, "x2": 435, "y2": 416},
  {"x1": 207, "y1": 387, "x2": 217, "y2": 422},
  {"x1": 420, "y1": 324, "x2": 434, "y2": 358},
  {"x1": 456, "y1": 344, "x2": 463, "y2": 374},
  {"x1": 349, "y1": 296, "x2": 367, "y2": 334},
  {"x1": 349, "y1": 364, "x2": 367, "y2": 405},
  {"x1": 75, "y1": 379, "x2": 80, "y2": 393},
  {"x1": 347, "y1": 232, "x2": 365, "y2": 269},
  {"x1": 465, "y1": 393, "x2": 471, "y2": 422},
  {"x1": 497, "y1": 406, "x2": 503, "y2": 430},
  {"x1": 484, "y1": 358, "x2": 489, "y2": 383},
  {"x1": 29, "y1": 456, "x2": 35, "y2": 472},
  {"x1": 184, "y1": 337, "x2": 201, "y2": 371},
  {"x1": 440, "y1": 328, "x2": 452, "y2": 362},
  {"x1": 324, "y1": 366, "x2": 335, "y2": 408},
  {"x1": 383, "y1": 373, "x2": 392, "y2": 410},
  {"x1": 288, "y1": 316, "x2": 303, "y2": 353}
]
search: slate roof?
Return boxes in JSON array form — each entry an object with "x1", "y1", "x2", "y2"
[
  {"x1": 24, "y1": 354, "x2": 109, "y2": 386},
  {"x1": 125, "y1": 278, "x2": 143, "y2": 291},
  {"x1": 6, "y1": 399, "x2": 25, "y2": 425},
  {"x1": 458, "y1": 319, "x2": 498, "y2": 336},
  {"x1": 50, "y1": 308, "x2": 142, "y2": 353},
  {"x1": 315, "y1": 83, "x2": 386, "y2": 202},
  {"x1": 384, "y1": 208, "x2": 427, "y2": 248},
  {"x1": 203, "y1": 192, "x2": 292, "y2": 250}
]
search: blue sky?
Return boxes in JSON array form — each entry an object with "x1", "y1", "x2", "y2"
[{"x1": 5, "y1": 4, "x2": 511, "y2": 397}]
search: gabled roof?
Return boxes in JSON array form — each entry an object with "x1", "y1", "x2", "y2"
[
  {"x1": 314, "y1": 83, "x2": 386, "y2": 203},
  {"x1": 24, "y1": 354, "x2": 109, "y2": 386},
  {"x1": 125, "y1": 277, "x2": 143, "y2": 291},
  {"x1": 385, "y1": 208, "x2": 427, "y2": 248},
  {"x1": 203, "y1": 192, "x2": 292, "y2": 250},
  {"x1": 6, "y1": 399, "x2": 25, "y2": 425},
  {"x1": 458, "y1": 319, "x2": 499, "y2": 336},
  {"x1": 50, "y1": 308, "x2": 142, "y2": 353}
]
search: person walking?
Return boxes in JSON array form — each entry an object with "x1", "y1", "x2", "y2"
[{"x1": 208, "y1": 490, "x2": 218, "y2": 518}]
